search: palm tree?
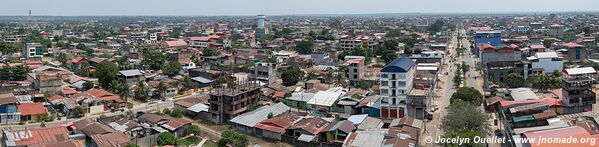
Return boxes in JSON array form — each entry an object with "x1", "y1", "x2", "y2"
[
  {"x1": 135, "y1": 80, "x2": 148, "y2": 101},
  {"x1": 118, "y1": 84, "x2": 131, "y2": 103},
  {"x1": 157, "y1": 81, "x2": 167, "y2": 100}
]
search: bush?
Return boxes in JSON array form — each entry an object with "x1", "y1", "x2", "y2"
[
  {"x1": 157, "y1": 132, "x2": 176, "y2": 146},
  {"x1": 170, "y1": 108, "x2": 183, "y2": 118}
]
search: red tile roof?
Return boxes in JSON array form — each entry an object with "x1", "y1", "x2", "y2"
[
  {"x1": 273, "y1": 91, "x2": 286, "y2": 98},
  {"x1": 530, "y1": 44, "x2": 546, "y2": 49},
  {"x1": 523, "y1": 126, "x2": 593, "y2": 147},
  {"x1": 499, "y1": 98, "x2": 562, "y2": 107},
  {"x1": 254, "y1": 112, "x2": 302, "y2": 133},
  {"x1": 62, "y1": 89, "x2": 77, "y2": 95},
  {"x1": 18, "y1": 103, "x2": 48, "y2": 116},
  {"x1": 165, "y1": 40, "x2": 188, "y2": 47},
  {"x1": 561, "y1": 42, "x2": 584, "y2": 48},
  {"x1": 480, "y1": 43, "x2": 496, "y2": 51},
  {"x1": 289, "y1": 117, "x2": 328, "y2": 135},
  {"x1": 90, "y1": 132, "x2": 131, "y2": 147}
]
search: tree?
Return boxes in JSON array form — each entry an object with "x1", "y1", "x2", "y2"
[
  {"x1": 180, "y1": 76, "x2": 197, "y2": 91},
  {"x1": 157, "y1": 132, "x2": 176, "y2": 146},
  {"x1": 188, "y1": 125, "x2": 201, "y2": 136},
  {"x1": 170, "y1": 108, "x2": 183, "y2": 118},
  {"x1": 141, "y1": 47, "x2": 166, "y2": 70},
  {"x1": 203, "y1": 48, "x2": 217, "y2": 56},
  {"x1": 461, "y1": 62, "x2": 470, "y2": 75},
  {"x1": 117, "y1": 83, "x2": 131, "y2": 102},
  {"x1": 354, "y1": 80, "x2": 372, "y2": 89},
  {"x1": 333, "y1": 71, "x2": 347, "y2": 87},
  {"x1": 157, "y1": 81, "x2": 167, "y2": 99},
  {"x1": 441, "y1": 99, "x2": 489, "y2": 147},
  {"x1": 162, "y1": 108, "x2": 172, "y2": 115},
  {"x1": 162, "y1": 61, "x2": 182, "y2": 77},
  {"x1": 453, "y1": 66, "x2": 462, "y2": 88},
  {"x1": 218, "y1": 130, "x2": 249, "y2": 147},
  {"x1": 82, "y1": 81, "x2": 94, "y2": 90},
  {"x1": 295, "y1": 40, "x2": 314, "y2": 54},
  {"x1": 11, "y1": 65, "x2": 29, "y2": 81},
  {"x1": 281, "y1": 67, "x2": 304, "y2": 86},
  {"x1": 71, "y1": 106, "x2": 85, "y2": 118},
  {"x1": 305, "y1": 72, "x2": 318, "y2": 80},
  {"x1": 0, "y1": 66, "x2": 11, "y2": 81},
  {"x1": 506, "y1": 73, "x2": 526, "y2": 88},
  {"x1": 96, "y1": 61, "x2": 118, "y2": 88},
  {"x1": 381, "y1": 51, "x2": 397, "y2": 64},
  {"x1": 450, "y1": 87, "x2": 483, "y2": 106},
  {"x1": 124, "y1": 144, "x2": 140, "y2": 147},
  {"x1": 135, "y1": 80, "x2": 149, "y2": 101},
  {"x1": 529, "y1": 74, "x2": 561, "y2": 92},
  {"x1": 267, "y1": 112, "x2": 274, "y2": 119}
]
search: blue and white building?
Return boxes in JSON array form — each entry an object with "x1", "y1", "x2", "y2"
[{"x1": 379, "y1": 57, "x2": 415, "y2": 119}]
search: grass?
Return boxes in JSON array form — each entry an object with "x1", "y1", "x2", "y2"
[
  {"x1": 177, "y1": 136, "x2": 201, "y2": 146},
  {"x1": 203, "y1": 140, "x2": 218, "y2": 147}
]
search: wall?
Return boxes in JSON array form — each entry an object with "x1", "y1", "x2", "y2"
[
  {"x1": 532, "y1": 58, "x2": 563, "y2": 74},
  {"x1": 89, "y1": 105, "x2": 105, "y2": 115}
]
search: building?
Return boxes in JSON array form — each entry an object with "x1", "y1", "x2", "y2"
[
  {"x1": 550, "y1": 24, "x2": 565, "y2": 36},
  {"x1": 307, "y1": 88, "x2": 345, "y2": 112},
  {"x1": 21, "y1": 43, "x2": 43, "y2": 59},
  {"x1": 559, "y1": 42, "x2": 587, "y2": 62},
  {"x1": 118, "y1": 69, "x2": 144, "y2": 85},
  {"x1": 17, "y1": 103, "x2": 48, "y2": 122},
  {"x1": 254, "y1": 112, "x2": 302, "y2": 140},
  {"x1": 248, "y1": 63, "x2": 276, "y2": 85},
  {"x1": 474, "y1": 31, "x2": 501, "y2": 57},
  {"x1": 480, "y1": 44, "x2": 527, "y2": 82},
  {"x1": 208, "y1": 81, "x2": 261, "y2": 124},
  {"x1": 379, "y1": 57, "x2": 416, "y2": 119},
  {"x1": 0, "y1": 94, "x2": 20, "y2": 124},
  {"x1": 256, "y1": 15, "x2": 268, "y2": 35},
  {"x1": 229, "y1": 102, "x2": 290, "y2": 134},
  {"x1": 2, "y1": 126, "x2": 81, "y2": 147},
  {"x1": 339, "y1": 35, "x2": 379, "y2": 50},
  {"x1": 526, "y1": 52, "x2": 563, "y2": 75},
  {"x1": 561, "y1": 67, "x2": 597, "y2": 114},
  {"x1": 345, "y1": 57, "x2": 365, "y2": 86}
]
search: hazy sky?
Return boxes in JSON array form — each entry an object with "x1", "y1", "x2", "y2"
[{"x1": 1, "y1": 0, "x2": 599, "y2": 16}]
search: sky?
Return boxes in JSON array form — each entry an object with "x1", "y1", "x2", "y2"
[{"x1": 1, "y1": 0, "x2": 599, "y2": 16}]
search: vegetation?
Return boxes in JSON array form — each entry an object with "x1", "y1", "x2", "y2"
[
  {"x1": 453, "y1": 64, "x2": 462, "y2": 88},
  {"x1": 203, "y1": 48, "x2": 218, "y2": 56},
  {"x1": 188, "y1": 125, "x2": 201, "y2": 136},
  {"x1": 450, "y1": 87, "x2": 483, "y2": 106},
  {"x1": 141, "y1": 47, "x2": 166, "y2": 70},
  {"x1": 281, "y1": 67, "x2": 304, "y2": 86},
  {"x1": 354, "y1": 80, "x2": 373, "y2": 90},
  {"x1": 218, "y1": 130, "x2": 249, "y2": 147},
  {"x1": 170, "y1": 108, "x2": 183, "y2": 118},
  {"x1": 440, "y1": 99, "x2": 489, "y2": 147},
  {"x1": 123, "y1": 144, "x2": 139, "y2": 147},
  {"x1": 162, "y1": 61, "x2": 182, "y2": 77},
  {"x1": 528, "y1": 74, "x2": 561, "y2": 92},
  {"x1": 0, "y1": 65, "x2": 30, "y2": 81},
  {"x1": 71, "y1": 107, "x2": 86, "y2": 118},
  {"x1": 295, "y1": 40, "x2": 314, "y2": 54},
  {"x1": 95, "y1": 61, "x2": 118, "y2": 88},
  {"x1": 505, "y1": 73, "x2": 526, "y2": 88},
  {"x1": 157, "y1": 132, "x2": 176, "y2": 146},
  {"x1": 82, "y1": 81, "x2": 94, "y2": 90}
]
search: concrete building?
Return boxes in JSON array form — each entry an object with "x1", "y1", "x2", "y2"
[
  {"x1": 21, "y1": 43, "x2": 43, "y2": 59},
  {"x1": 118, "y1": 70, "x2": 144, "y2": 85},
  {"x1": 526, "y1": 52, "x2": 563, "y2": 75},
  {"x1": 248, "y1": 63, "x2": 276, "y2": 85},
  {"x1": 480, "y1": 44, "x2": 527, "y2": 82},
  {"x1": 344, "y1": 56, "x2": 365, "y2": 86},
  {"x1": 474, "y1": 31, "x2": 501, "y2": 57},
  {"x1": 561, "y1": 67, "x2": 597, "y2": 114},
  {"x1": 559, "y1": 42, "x2": 587, "y2": 62},
  {"x1": 379, "y1": 57, "x2": 415, "y2": 119},
  {"x1": 208, "y1": 81, "x2": 261, "y2": 124},
  {"x1": 550, "y1": 24, "x2": 565, "y2": 36}
]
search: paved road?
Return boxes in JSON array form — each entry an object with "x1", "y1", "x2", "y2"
[{"x1": 422, "y1": 28, "x2": 460, "y2": 146}]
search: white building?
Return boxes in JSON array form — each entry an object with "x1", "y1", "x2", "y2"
[
  {"x1": 379, "y1": 57, "x2": 415, "y2": 119},
  {"x1": 344, "y1": 56, "x2": 365, "y2": 86},
  {"x1": 526, "y1": 52, "x2": 563, "y2": 76}
]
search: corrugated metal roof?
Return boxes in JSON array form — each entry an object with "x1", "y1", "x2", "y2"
[
  {"x1": 191, "y1": 76, "x2": 213, "y2": 83},
  {"x1": 187, "y1": 103, "x2": 209, "y2": 113},
  {"x1": 118, "y1": 69, "x2": 143, "y2": 77},
  {"x1": 565, "y1": 67, "x2": 596, "y2": 75},
  {"x1": 381, "y1": 57, "x2": 415, "y2": 73},
  {"x1": 229, "y1": 102, "x2": 290, "y2": 127},
  {"x1": 307, "y1": 91, "x2": 343, "y2": 107},
  {"x1": 512, "y1": 115, "x2": 535, "y2": 123}
]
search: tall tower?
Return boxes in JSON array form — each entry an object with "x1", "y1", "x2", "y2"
[{"x1": 256, "y1": 15, "x2": 267, "y2": 35}]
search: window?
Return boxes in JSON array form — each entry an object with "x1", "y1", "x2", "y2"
[
  {"x1": 398, "y1": 81, "x2": 406, "y2": 87},
  {"x1": 381, "y1": 89, "x2": 388, "y2": 95},
  {"x1": 392, "y1": 98, "x2": 396, "y2": 105},
  {"x1": 353, "y1": 75, "x2": 358, "y2": 79},
  {"x1": 381, "y1": 74, "x2": 388, "y2": 78},
  {"x1": 398, "y1": 73, "x2": 406, "y2": 79},
  {"x1": 353, "y1": 69, "x2": 358, "y2": 72},
  {"x1": 381, "y1": 81, "x2": 388, "y2": 86}
]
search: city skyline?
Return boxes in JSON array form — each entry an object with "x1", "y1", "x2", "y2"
[{"x1": 2, "y1": 0, "x2": 599, "y2": 16}]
